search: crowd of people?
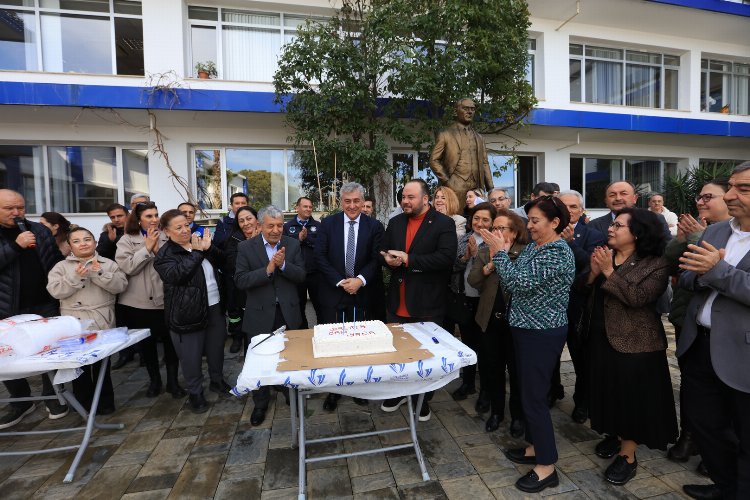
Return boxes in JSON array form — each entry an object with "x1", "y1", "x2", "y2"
[{"x1": 0, "y1": 161, "x2": 748, "y2": 498}]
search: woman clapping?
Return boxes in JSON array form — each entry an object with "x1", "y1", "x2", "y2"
[
  {"x1": 154, "y1": 210, "x2": 229, "y2": 413},
  {"x1": 581, "y1": 208, "x2": 677, "y2": 485},
  {"x1": 478, "y1": 196, "x2": 575, "y2": 494}
]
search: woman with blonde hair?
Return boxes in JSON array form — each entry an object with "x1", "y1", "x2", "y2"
[{"x1": 433, "y1": 186, "x2": 466, "y2": 238}]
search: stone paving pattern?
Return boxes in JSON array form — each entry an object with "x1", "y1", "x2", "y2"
[{"x1": 0, "y1": 319, "x2": 709, "y2": 499}]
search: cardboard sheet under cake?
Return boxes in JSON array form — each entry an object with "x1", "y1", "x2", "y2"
[{"x1": 277, "y1": 324, "x2": 433, "y2": 371}]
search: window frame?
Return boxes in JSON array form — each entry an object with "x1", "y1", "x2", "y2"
[
  {"x1": 186, "y1": 5, "x2": 323, "y2": 81},
  {"x1": 0, "y1": 142, "x2": 148, "y2": 215},
  {"x1": 569, "y1": 42, "x2": 680, "y2": 109},
  {"x1": 191, "y1": 145, "x2": 302, "y2": 212},
  {"x1": 569, "y1": 155, "x2": 677, "y2": 210},
  {"x1": 0, "y1": 0, "x2": 143, "y2": 75},
  {"x1": 701, "y1": 57, "x2": 750, "y2": 116}
]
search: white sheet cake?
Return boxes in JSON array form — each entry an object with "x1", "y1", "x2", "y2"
[{"x1": 312, "y1": 320, "x2": 396, "y2": 358}]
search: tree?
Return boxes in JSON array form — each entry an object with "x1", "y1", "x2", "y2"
[{"x1": 274, "y1": 0, "x2": 535, "y2": 209}]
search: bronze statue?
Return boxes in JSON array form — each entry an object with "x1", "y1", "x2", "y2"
[{"x1": 429, "y1": 98, "x2": 494, "y2": 207}]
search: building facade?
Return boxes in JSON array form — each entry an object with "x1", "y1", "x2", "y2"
[{"x1": 0, "y1": 0, "x2": 748, "y2": 229}]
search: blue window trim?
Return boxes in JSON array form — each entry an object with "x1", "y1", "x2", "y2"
[
  {"x1": 0, "y1": 81, "x2": 748, "y2": 137},
  {"x1": 645, "y1": 0, "x2": 750, "y2": 16}
]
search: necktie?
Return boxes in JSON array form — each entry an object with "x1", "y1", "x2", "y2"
[{"x1": 346, "y1": 220, "x2": 356, "y2": 277}]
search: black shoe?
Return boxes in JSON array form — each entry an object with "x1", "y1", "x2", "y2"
[
  {"x1": 323, "y1": 393, "x2": 340, "y2": 412},
  {"x1": 683, "y1": 484, "x2": 723, "y2": 499},
  {"x1": 166, "y1": 381, "x2": 187, "y2": 399},
  {"x1": 504, "y1": 447, "x2": 536, "y2": 465},
  {"x1": 547, "y1": 387, "x2": 564, "y2": 408},
  {"x1": 571, "y1": 406, "x2": 588, "y2": 424},
  {"x1": 696, "y1": 461, "x2": 710, "y2": 477},
  {"x1": 667, "y1": 431, "x2": 699, "y2": 462},
  {"x1": 250, "y1": 407, "x2": 266, "y2": 426},
  {"x1": 0, "y1": 403, "x2": 35, "y2": 429},
  {"x1": 510, "y1": 418, "x2": 525, "y2": 439},
  {"x1": 45, "y1": 400, "x2": 69, "y2": 420},
  {"x1": 188, "y1": 392, "x2": 209, "y2": 414},
  {"x1": 485, "y1": 414, "x2": 503, "y2": 432},
  {"x1": 97, "y1": 406, "x2": 116, "y2": 416},
  {"x1": 380, "y1": 397, "x2": 407, "y2": 412},
  {"x1": 451, "y1": 383, "x2": 476, "y2": 401},
  {"x1": 595, "y1": 435, "x2": 621, "y2": 459},
  {"x1": 111, "y1": 352, "x2": 134, "y2": 370},
  {"x1": 515, "y1": 469, "x2": 559, "y2": 493},
  {"x1": 229, "y1": 336, "x2": 243, "y2": 354},
  {"x1": 146, "y1": 379, "x2": 162, "y2": 398},
  {"x1": 417, "y1": 400, "x2": 431, "y2": 422},
  {"x1": 475, "y1": 392, "x2": 491, "y2": 414},
  {"x1": 605, "y1": 455, "x2": 637, "y2": 485},
  {"x1": 352, "y1": 397, "x2": 369, "y2": 406},
  {"x1": 209, "y1": 380, "x2": 232, "y2": 397}
]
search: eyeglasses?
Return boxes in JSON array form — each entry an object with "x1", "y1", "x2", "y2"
[
  {"x1": 492, "y1": 226, "x2": 510, "y2": 232},
  {"x1": 695, "y1": 193, "x2": 720, "y2": 203},
  {"x1": 609, "y1": 221, "x2": 629, "y2": 229},
  {"x1": 490, "y1": 196, "x2": 508, "y2": 202}
]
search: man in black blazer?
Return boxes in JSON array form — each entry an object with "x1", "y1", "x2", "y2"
[
  {"x1": 235, "y1": 205, "x2": 306, "y2": 426},
  {"x1": 588, "y1": 180, "x2": 671, "y2": 241},
  {"x1": 378, "y1": 179, "x2": 458, "y2": 421},
  {"x1": 315, "y1": 182, "x2": 384, "y2": 411},
  {"x1": 550, "y1": 191, "x2": 606, "y2": 421}
]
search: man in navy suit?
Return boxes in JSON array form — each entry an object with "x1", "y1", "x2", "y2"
[
  {"x1": 315, "y1": 182, "x2": 384, "y2": 411},
  {"x1": 549, "y1": 191, "x2": 606, "y2": 421}
]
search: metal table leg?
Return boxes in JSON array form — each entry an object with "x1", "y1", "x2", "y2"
[
  {"x1": 297, "y1": 389, "x2": 306, "y2": 500},
  {"x1": 290, "y1": 387, "x2": 298, "y2": 448},
  {"x1": 406, "y1": 393, "x2": 430, "y2": 481},
  {"x1": 63, "y1": 357, "x2": 117, "y2": 483}
]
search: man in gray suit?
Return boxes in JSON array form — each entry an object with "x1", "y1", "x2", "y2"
[
  {"x1": 677, "y1": 161, "x2": 750, "y2": 500},
  {"x1": 235, "y1": 205, "x2": 306, "y2": 426}
]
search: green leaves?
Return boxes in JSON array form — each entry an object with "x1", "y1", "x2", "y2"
[{"x1": 274, "y1": 0, "x2": 535, "y2": 206}]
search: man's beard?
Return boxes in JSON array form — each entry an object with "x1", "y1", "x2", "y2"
[{"x1": 405, "y1": 202, "x2": 424, "y2": 217}]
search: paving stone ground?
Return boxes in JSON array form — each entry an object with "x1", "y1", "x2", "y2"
[{"x1": 0, "y1": 314, "x2": 708, "y2": 499}]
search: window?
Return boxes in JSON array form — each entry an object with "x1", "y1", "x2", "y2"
[
  {"x1": 0, "y1": 145, "x2": 43, "y2": 213},
  {"x1": 391, "y1": 152, "x2": 436, "y2": 206},
  {"x1": 0, "y1": 143, "x2": 148, "y2": 214},
  {"x1": 48, "y1": 146, "x2": 117, "y2": 213},
  {"x1": 122, "y1": 148, "x2": 148, "y2": 203},
  {"x1": 526, "y1": 39, "x2": 536, "y2": 90},
  {"x1": 193, "y1": 147, "x2": 299, "y2": 212},
  {"x1": 701, "y1": 58, "x2": 749, "y2": 115},
  {"x1": 187, "y1": 6, "x2": 317, "y2": 81},
  {"x1": 570, "y1": 157, "x2": 677, "y2": 209},
  {"x1": 0, "y1": 0, "x2": 143, "y2": 75},
  {"x1": 569, "y1": 43, "x2": 679, "y2": 109},
  {"x1": 488, "y1": 155, "x2": 537, "y2": 208}
]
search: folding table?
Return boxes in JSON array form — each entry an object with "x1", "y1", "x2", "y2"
[
  {"x1": 233, "y1": 322, "x2": 476, "y2": 500},
  {"x1": 0, "y1": 328, "x2": 150, "y2": 483}
]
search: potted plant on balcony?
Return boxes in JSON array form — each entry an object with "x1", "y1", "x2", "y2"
[{"x1": 195, "y1": 61, "x2": 217, "y2": 79}]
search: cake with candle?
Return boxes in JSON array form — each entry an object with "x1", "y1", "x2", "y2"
[{"x1": 312, "y1": 320, "x2": 395, "y2": 358}]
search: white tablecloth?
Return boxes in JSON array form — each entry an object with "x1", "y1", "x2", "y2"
[
  {"x1": 233, "y1": 322, "x2": 476, "y2": 399},
  {"x1": 0, "y1": 329, "x2": 150, "y2": 385}
]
